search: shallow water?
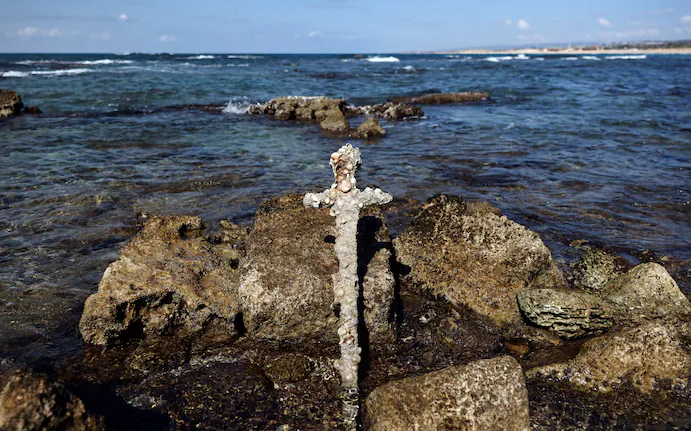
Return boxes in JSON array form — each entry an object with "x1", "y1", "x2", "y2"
[{"x1": 1, "y1": 53, "x2": 690, "y2": 365}]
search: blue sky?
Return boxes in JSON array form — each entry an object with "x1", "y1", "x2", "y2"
[{"x1": 2, "y1": 0, "x2": 691, "y2": 53}]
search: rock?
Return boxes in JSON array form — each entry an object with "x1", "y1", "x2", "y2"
[
  {"x1": 351, "y1": 117, "x2": 386, "y2": 139},
  {"x1": 364, "y1": 356, "x2": 530, "y2": 431},
  {"x1": 516, "y1": 288, "x2": 614, "y2": 339},
  {"x1": 0, "y1": 89, "x2": 23, "y2": 118},
  {"x1": 391, "y1": 91, "x2": 490, "y2": 105},
  {"x1": 319, "y1": 107, "x2": 350, "y2": 134},
  {"x1": 527, "y1": 320, "x2": 691, "y2": 394},
  {"x1": 239, "y1": 195, "x2": 394, "y2": 344},
  {"x1": 394, "y1": 195, "x2": 566, "y2": 325},
  {"x1": 600, "y1": 262, "x2": 691, "y2": 320},
  {"x1": 366, "y1": 102, "x2": 424, "y2": 121},
  {"x1": 22, "y1": 106, "x2": 42, "y2": 115},
  {"x1": 568, "y1": 248, "x2": 631, "y2": 291},
  {"x1": 0, "y1": 369, "x2": 105, "y2": 430},
  {"x1": 79, "y1": 215, "x2": 242, "y2": 345}
]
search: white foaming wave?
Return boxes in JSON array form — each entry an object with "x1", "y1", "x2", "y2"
[
  {"x1": 606, "y1": 55, "x2": 647, "y2": 60},
  {"x1": 366, "y1": 56, "x2": 400, "y2": 63},
  {"x1": 582, "y1": 56, "x2": 601, "y2": 60},
  {"x1": 17, "y1": 59, "x2": 133, "y2": 66},
  {"x1": 227, "y1": 55, "x2": 262, "y2": 59},
  {"x1": 1, "y1": 71, "x2": 30, "y2": 78},
  {"x1": 484, "y1": 56, "x2": 514, "y2": 62},
  {"x1": 186, "y1": 55, "x2": 216, "y2": 60},
  {"x1": 79, "y1": 59, "x2": 134, "y2": 65},
  {"x1": 516, "y1": 54, "x2": 529, "y2": 60},
  {"x1": 563, "y1": 57, "x2": 579, "y2": 61},
  {"x1": 31, "y1": 68, "x2": 93, "y2": 76},
  {"x1": 222, "y1": 99, "x2": 251, "y2": 115},
  {"x1": 404, "y1": 65, "x2": 415, "y2": 71}
]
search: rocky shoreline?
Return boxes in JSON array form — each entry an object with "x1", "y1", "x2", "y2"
[{"x1": 2, "y1": 187, "x2": 690, "y2": 429}]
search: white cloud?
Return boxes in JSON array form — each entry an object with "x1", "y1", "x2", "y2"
[
  {"x1": 18, "y1": 27, "x2": 64, "y2": 37},
  {"x1": 504, "y1": 19, "x2": 512, "y2": 26},
  {"x1": 307, "y1": 30, "x2": 322, "y2": 37},
  {"x1": 118, "y1": 14, "x2": 129, "y2": 22},
  {"x1": 159, "y1": 34, "x2": 176, "y2": 42},
  {"x1": 517, "y1": 19, "x2": 530, "y2": 30},
  {"x1": 681, "y1": 15, "x2": 691, "y2": 24},
  {"x1": 90, "y1": 32, "x2": 111, "y2": 40},
  {"x1": 598, "y1": 18, "x2": 613, "y2": 28}
]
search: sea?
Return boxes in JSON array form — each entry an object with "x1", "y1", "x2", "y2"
[{"x1": 1, "y1": 53, "x2": 690, "y2": 365}]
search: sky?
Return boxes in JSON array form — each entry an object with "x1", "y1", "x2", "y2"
[{"x1": 2, "y1": 0, "x2": 691, "y2": 53}]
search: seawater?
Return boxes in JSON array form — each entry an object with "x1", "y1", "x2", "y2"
[{"x1": 1, "y1": 53, "x2": 690, "y2": 363}]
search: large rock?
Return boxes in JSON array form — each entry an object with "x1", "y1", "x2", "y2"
[
  {"x1": 362, "y1": 102, "x2": 424, "y2": 121},
  {"x1": 351, "y1": 117, "x2": 386, "y2": 139},
  {"x1": 391, "y1": 91, "x2": 490, "y2": 105},
  {"x1": 319, "y1": 107, "x2": 350, "y2": 134},
  {"x1": 248, "y1": 96, "x2": 347, "y2": 122},
  {"x1": 364, "y1": 356, "x2": 530, "y2": 431},
  {"x1": 0, "y1": 89, "x2": 23, "y2": 118},
  {"x1": 516, "y1": 288, "x2": 614, "y2": 339},
  {"x1": 0, "y1": 369, "x2": 105, "y2": 430},
  {"x1": 239, "y1": 195, "x2": 394, "y2": 344},
  {"x1": 600, "y1": 262, "x2": 691, "y2": 320},
  {"x1": 568, "y1": 248, "x2": 630, "y2": 292},
  {"x1": 527, "y1": 320, "x2": 691, "y2": 393},
  {"x1": 394, "y1": 195, "x2": 566, "y2": 325},
  {"x1": 79, "y1": 215, "x2": 242, "y2": 345}
]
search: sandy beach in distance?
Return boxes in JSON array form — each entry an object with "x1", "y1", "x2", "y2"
[{"x1": 424, "y1": 47, "x2": 691, "y2": 55}]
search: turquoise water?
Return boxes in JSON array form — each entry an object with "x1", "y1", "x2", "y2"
[{"x1": 1, "y1": 53, "x2": 690, "y2": 362}]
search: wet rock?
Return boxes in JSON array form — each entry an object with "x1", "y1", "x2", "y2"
[
  {"x1": 600, "y1": 262, "x2": 691, "y2": 320},
  {"x1": 79, "y1": 215, "x2": 242, "y2": 345},
  {"x1": 319, "y1": 107, "x2": 350, "y2": 134},
  {"x1": 568, "y1": 248, "x2": 631, "y2": 291},
  {"x1": 0, "y1": 89, "x2": 23, "y2": 118},
  {"x1": 516, "y1": 288, "x2": 614, "y2": 339},
  {"x1": 239, "y1": 195, "x2": 394, "y2": 344},
  {"x1": 351, "y1": 117, "x2": 386, "y2": 139},
  {"x1": 0, "y1": 369, "x2": 105, "y2": 430},
  {"x1": 22, "y1": 106, "x2": 42, "y2": 115},
  {"x1": 364, "y1": 356, "x2": 530, "y2": 431},
  {"x1": 394, "y1": 195, "x2": 566, "y2": 325},
  {"x1": 391, "y1": 91, "x2": 490, "y2": 105},
  {"x1": 527, "y1": 320, "x2": 691, "y2": 393},
  {"x1": 364, "y1": 102, "x2": 424, "y2": 121},
  {"x1": 248, "y1": 96, "x2": 347, "y2": 122}
]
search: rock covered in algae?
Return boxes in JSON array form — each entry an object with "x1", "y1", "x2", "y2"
[
  {"x1": 0, "y1": 89, "x2": 24, "y2": 118},
  {"x1": 351, "y1": 117, "x2": 386, "y2": 139},
  {"x1": 527, "y1": 319, "x2": 691, "y2": 394},
  {"x1": 390, "y1": 91, "x2": 490, "y2": 105},
  {"x1": 364, "y1": 355, "x2": 530, "y2": 431},
  {"x1": 79, "y1": 215, "x2": 242, "y2": 345},
  {"x1": 239, "y1": 194, "x2": 395, "y2": 344},
  {"x1": 394, "y1": 194, "x2": 566, "y2": 325},
  {"x1": 567, "y1": 247, "x2": 631, "y2": 292},
  {"x1": 0, "y1": 369, "x2": 105, "y2": 430}
]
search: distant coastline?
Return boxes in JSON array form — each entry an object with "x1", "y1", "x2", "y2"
[{"x1": 416, "y1": 46, "x2": 691, "y2": 55}]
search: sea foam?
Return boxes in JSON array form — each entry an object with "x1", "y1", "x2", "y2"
[
  {"x1": 366, "y1": 56, "x2": 400, "y2": 63},
  {"x1": 606, "y1": 55, "x2": 647, "y2": 60}
]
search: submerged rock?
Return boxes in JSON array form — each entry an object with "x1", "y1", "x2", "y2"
[
  {"x1": 516, "y1": 288, "x2": 614, "y2": 339},
  {"x1": 600, "y1": 262, "x2": 691, "y2": 320},
  {"x1": 0, "y1": 89, "x2": 23, "y2": 118},
  {"x1": 364, "y1": 356, "x2": 530, "y2": 431},
  {"x1": 79, "y1": 215, "x2": 242, "y2": 345},
  {"x1": 351, "y1": 117, "x2": 386, "y2": 139},
  {"x1": 527, "y1": 320, "x2": 691, "y2": 393},
  {"x1": 22, "y1": 106, "x2": 42, "y2": 115},
  {"x1": 0, "y1": 369, "x2": 105, "y2": 430},
  {"x1": 394, "y1": 195, "x2": 566, "y2": 325},
  {"x1": 239, "y1": 195, "x2": 394, "y2": 344},
  {"x1": 390, "y1": 91, "x2": 490, "y2": 105}
]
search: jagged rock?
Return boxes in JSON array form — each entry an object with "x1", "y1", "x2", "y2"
[
  {"x1": 527, "y1": 320, "x2": 691, "y2": 393},
  {"x1": 391, "y1": 91, "x2": 490, "y2": 105},
  {"x1": 22, "y1": 106, "x2": 42, "y2": 115},
  {"x1": 319, "y1": 107, "x2": 350, "y2": 134},
  {"x1": 0, "y1": 369, "x2": 105, "y2": 430},
  {"x1": 248, "y1": 96, "x2": 347, "y2": 122},
  {"x1": 0, "y1": 89, "x2": 23, "y2": 118},
  {"x1": 516, "y1": 288, "x2": 614, "y2": 339},
  {"x1": 394, "y1": 195, "x2": 566, "y2": 325},
  {"x1": 568, "y1": 248, "x2": 631, "y2": 291},
  {"x1": 600, "y1": 262, "x2": 691, "y2": 320},
  {"x1": 366, "y1": 102, "x2": 424, "y2": 121},
  {"x1": 239, "y1": 195, "x2": 394, "y2": 344},
  {"x1": 364, "y1": 356, "x2": 530, "y2": 431},
  {"x1": 351, "y1": 117, "x2": 386, "y2": 139},
  {"x1": 79, "y1": 215, "x2": 242, "y2": 345}
]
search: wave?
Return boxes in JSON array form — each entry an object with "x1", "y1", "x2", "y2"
[
  {"x1": 563, "y1": 57, "x2": 579, "y2": 61},
  {"x1": 16, "y1": 59, "x2": 133, "y2": 66},
  {"x1": 186, "y1": 55, "x2": 216, "y2": 60},
  {"x1": 79, "y1": 59, "x2": 134, "y2": 65},
  {"x1": 222, "y1": 99, "x2": 251, "y2": 115},
  {"x1": 484, "y1": 56, "x2": 514, "y2": 62},
  {"x1": 366, "y1": 56, "x2": 400, "y2": 63},
  {"x1": 404, "y1": 65, "x2": 415, "y2": 71},
  {"x1": 2, "y1": 68, "x2": 92, "y2": 78},
  {"x1": 227, "y1": 55, "x2": 263, "y2": 59},
  {"x1": 606, "y1": 55, "x2": 647, "y2": 60},
  {"x1": 582, "y1": 56, "x2": 601, "y2": 61}
]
